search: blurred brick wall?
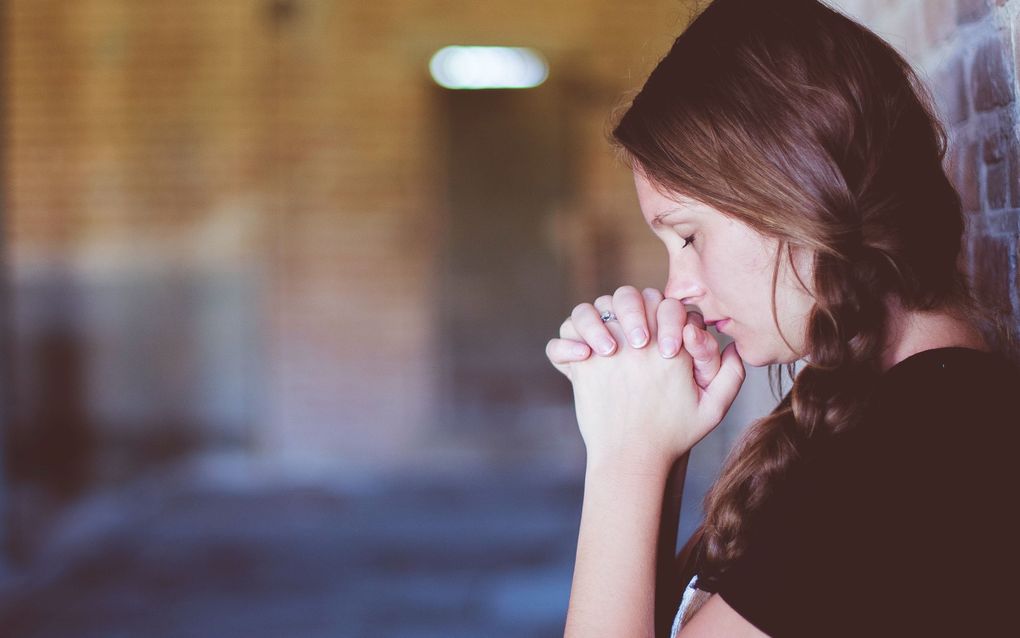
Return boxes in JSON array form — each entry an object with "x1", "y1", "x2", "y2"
[
  {"x1": 6, "y1": 1, "x2": 267, "y2": 486},
  {"x1": 0, "y1": 0, "x2": 7, "y2": 571},
  {"x1": 831, "y1": 0, "x2": 1020, "y2": 361},
  {"x1": 3, "y1": 0, "x2": 693, "y2": 476}
]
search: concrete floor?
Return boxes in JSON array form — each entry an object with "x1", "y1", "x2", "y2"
[{"x1": 0, "y1": 456, "x2": 585, "y2": 638}]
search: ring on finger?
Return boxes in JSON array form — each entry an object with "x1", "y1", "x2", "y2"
[{"x1": 600, "y1": 309, "x2": 618, "y2": 323}]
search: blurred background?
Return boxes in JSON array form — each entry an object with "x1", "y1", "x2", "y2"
[{"x1": 1, "y1": 0, "x2": 1018, "y2": 636}]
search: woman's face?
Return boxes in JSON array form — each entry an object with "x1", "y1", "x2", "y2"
[{"x1": 633, "y1": 170, "x2": 816, "y2": 366}]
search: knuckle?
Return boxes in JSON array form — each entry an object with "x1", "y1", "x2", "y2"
[
  {"x1": 658, "y1": 297, "x2": 679, "y2": 316},
  {"x1": 642, "y1": 289, "x2": 664, "y2": 305},
  {"x1": 657, "y1": 321, "x2": 679, "y2": 336},
  {"x1": 619, "y1": 306, "x2": 646, "y2": 320},
  {"x1": 594, "y1": 294, "x2": 613, "y2": 306},
  {"x1": 571, "y1": 303, "x2": 593, "y2": 320}
]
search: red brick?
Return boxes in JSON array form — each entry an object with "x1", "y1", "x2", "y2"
[
  {"x1": 982, "y1": 121, "x2": 1010, "y2": 164},
  {"x1": 1011, "y1": 144, "x2": 1020, "y2": 207},
  {"x1": 982, "y1": 122, "x2": 1010, "y2": 209},
  {"x1": 987, "y1": 161, "x2": 1008, "y2": 210},
  {"x1": 972, "y1": 37, "x2": 1015, "y2": 112},
  {"x1": 971, "y1": 233, "x2": 1013, "y2": 310}
]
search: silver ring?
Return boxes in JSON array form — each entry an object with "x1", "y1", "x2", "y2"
[{"x1": 600, "y1": 309, "x2": 618, "y2": 323}]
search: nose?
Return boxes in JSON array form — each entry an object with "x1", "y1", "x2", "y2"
[{"x1": 664, "y1": 265, "x2": 704, "y2": 304}]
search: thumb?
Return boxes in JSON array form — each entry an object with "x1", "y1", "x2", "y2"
[
  {"x1": 683, "y1": 323, "x2": 721, "y2": 389},
  {"x1": 698, "y1": 341, "x2": 746, "y2": 427}
]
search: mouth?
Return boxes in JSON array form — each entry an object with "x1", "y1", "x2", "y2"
[{"x1": 707, "y1": 318, "x2": 732, "y2": 332}]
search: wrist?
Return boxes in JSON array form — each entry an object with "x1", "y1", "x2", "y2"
[{"x1": 585, "y1": 447, "x2": 676, "y2": 482}]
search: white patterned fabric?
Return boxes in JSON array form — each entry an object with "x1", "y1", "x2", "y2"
[{"x1": 670, "y1": 574, "x2": 700, "y2": 638}]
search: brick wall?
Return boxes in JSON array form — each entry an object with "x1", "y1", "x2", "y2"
[
  {"x1": 830, "y1": 0, "x2": 1020, "y2": 362},
  {"x1": 3, "y1": 0, "x2": 691, "y2": 477}
]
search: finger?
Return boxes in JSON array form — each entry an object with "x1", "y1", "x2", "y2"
[
  {"x1": 685, "y1": 308, "x2": 706, "y2": 330},
  {"x1": 546, "y1": 338, "x2": 592, "y2": 378},
  {"x1": 559, "y1": 318, "x2": 581, "y2": 340},
  {"x1": 656, "y1": 298, "x2": 688, "y2": 358},
  {"x1": 699, "y1": 341, "x2": 747, "y2": 426},
  {"x1": 683, "y1": 323, "x2": 721, "y2": 388},
  {"x1": 546, "y1": 341, "x2": 574, "y2": 381},
  {"x1": 642, "y1": 288, "x2": 664, "y2": 341},
  {"x1": 612, "y1": 285, "x2": 650, "y2": 348},
  {"x1": 572, "y1": 297, "x2": 617, "y2": 356},
  {"x1": 593, "y1": 296, "x2": 629, "y2": 350}
]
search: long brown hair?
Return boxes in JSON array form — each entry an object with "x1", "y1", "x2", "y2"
[{"x1": 611, "y1": 0, "x2": 1014, "y2": 625}]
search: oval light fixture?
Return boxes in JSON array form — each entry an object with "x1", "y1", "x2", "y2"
[{"x1": 429, "y1": 46, "x2": 549, "y2": 90}]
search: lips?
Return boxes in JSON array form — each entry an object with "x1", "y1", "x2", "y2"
[{"x1": 707, "y1": 318, "x2": 731, "y2": 332}]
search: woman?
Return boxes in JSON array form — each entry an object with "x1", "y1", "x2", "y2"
[{"x1": 544, "y1": 0, "x2": 1020, "y2": 636}]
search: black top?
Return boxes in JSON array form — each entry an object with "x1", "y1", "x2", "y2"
[{"x1": 699, "y1": 347, "x2": 1020, "y2": 637}]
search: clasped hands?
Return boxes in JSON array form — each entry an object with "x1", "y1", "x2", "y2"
[{"x1": 546, "y1": 286, "x2": 745, "y2": 469}]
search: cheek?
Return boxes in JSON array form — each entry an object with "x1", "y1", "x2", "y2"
[{"x1": 725, "y1": 249, "x2": 773, "y2": 300}]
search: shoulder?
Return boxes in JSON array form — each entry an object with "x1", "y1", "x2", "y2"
[
  {"x1": 797, "y1": 347, "x2": 1020, "y2": 456},
  {"x1": 845, "y1": 346, "x2": 1020, "y2": 466},
  {"x1": 809, "y1": 347, "x2": 1020, "y2": 497},
  {"x1": 867, "y1": 346, "x2": 1020, "y2": 420}
]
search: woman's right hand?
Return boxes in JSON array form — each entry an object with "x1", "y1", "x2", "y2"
[{"x1": 546, "y1": 286, "x2": 725, "y2": 389}]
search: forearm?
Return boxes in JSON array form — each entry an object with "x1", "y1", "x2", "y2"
[{"x1": 564, "y1": 456, "x2": 673, "y2": 637}]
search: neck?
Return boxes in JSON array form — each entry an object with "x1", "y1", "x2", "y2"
[{"x1": 880, "y1": 297, "x2": 990, "y2": 372}]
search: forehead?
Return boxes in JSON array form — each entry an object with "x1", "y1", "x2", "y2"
[{"x1": 632, "y1": 170, "x2": 708, "y2": 223}]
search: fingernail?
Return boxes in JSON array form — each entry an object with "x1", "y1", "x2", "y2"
[
  {"x1": 659, "y1": 337, "x2": 678, "y2": 358},
  {"x1": 598, "y1": 338, "x2": 615, "y2": 355},
  {"x1": 630, "y1": 328, "x2": 648, "y2": 347}
]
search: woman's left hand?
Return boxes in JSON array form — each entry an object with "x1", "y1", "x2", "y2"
[{"x1": 565, "y1": 292, "x2": 745, "y2": 469}]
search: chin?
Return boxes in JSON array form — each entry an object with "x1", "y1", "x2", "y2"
[
  {"x1": 739, "y1": 351, "x2": 772, "y2": 368},
  {"x1": 731, "y1": 341, "x2": 797, "y2": 368}
]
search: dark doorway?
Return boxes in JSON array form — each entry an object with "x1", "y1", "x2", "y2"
[{"x1": 435, "y1": 83, "x2": 573, "y2": 451}]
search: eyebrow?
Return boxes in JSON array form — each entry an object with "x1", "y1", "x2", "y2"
[{"x1": 650, "y1": 209, "x2": 687, "y2": 228}]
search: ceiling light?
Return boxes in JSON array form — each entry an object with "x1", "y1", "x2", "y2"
[{"x1": 429, "y1": 46, "x2": 549, "y2": 90}]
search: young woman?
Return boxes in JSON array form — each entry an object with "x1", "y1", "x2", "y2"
[{"x1": 544, "y1": 0, "x2": 1020, "y2": 636}]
